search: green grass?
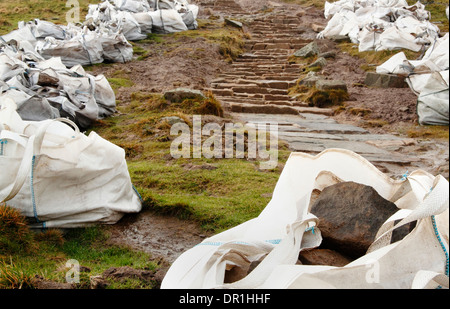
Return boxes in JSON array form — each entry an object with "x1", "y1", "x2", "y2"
[
  {"x1": 168, "y1": 19, "x2": 248, "y2": 62},
  {"x1": 0, "y1": 87, "x2": 290, "y2": 289},
  {"x1": 424, "y1": 1, "x2": 450, "y2": 33},
  {"x1": 92, "y1": 92, "x2": 290, "y2": 232},
  {"x1": 280, "y1": 0, "x2": 324, "y2": 8},
  {"x1": 0, "y1": 1, "x2": 291, "y2": 288},
  {"x1": 0, "y1": 213, "x2": 159, "y2": 289},
  {"x1": 108, "y1": 77, "x2": 135, "y2": 90},
  {"x1": 338, "y1": 43, "x2": 423, "y2": 72}
]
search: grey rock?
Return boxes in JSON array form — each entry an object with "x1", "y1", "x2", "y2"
[
  {"x1": 164, "y1": 88, "x2": 206, "y2": 103},
  {"x1": 327, "y1": 35, "x2": 351, "y2": 43},
  {"x1": 299, "y1": 72, "x2": 323, "y2": 88},
  {"x1": 316, "y1": 79, "x2": 348, "y2": 92},
  {"x1": 299, "y1": 249, "x2": 352, "y2": 267},
  {"x1": 225, "y1": 18, "x2": 243, "y2": 29},
  {"x1": 160, "y1": 116, "x2": 185, "y2": 125},
  {"x1": 318, "y1": 51, "x2": 336, "y2": 59},
  {"x1": 309, "y1": 57, "x2": 327, "y2": 68},
  {"x1": 364, "y1": 72, "x2": 408, "y2": 88},
  {"x1": 293, "y1": 41, "x2": 320, "y2": 58}
]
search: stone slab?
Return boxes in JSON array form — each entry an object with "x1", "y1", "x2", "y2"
[
  {"x1": 294, "y1": 122, "x2": 369, "y2": 134},
  {"x1": 316, "y1": 80, "x2": 348, "y2": 92},
  {"x1": 364, "y1": 72, "x2": 408, "y2": 88}
]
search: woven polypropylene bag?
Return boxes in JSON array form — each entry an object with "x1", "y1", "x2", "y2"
[{"x1": 162, "y1": 150, "x2": 449, "y2": 289}]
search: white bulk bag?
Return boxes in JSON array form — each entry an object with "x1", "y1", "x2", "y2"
[
  {"x1": 162, "y1": 149, "x2": 449, "y2": 289},
  {"x1": 112, "y1": 11, "x2": 147, "y2": 41},
  {"x1": 318, "y1": 11, "x2": 357, "y2": 39},
  {"x1": 376, "y1": 51, "x2": 410, "y2": 75},
  {"x1": 27, "y1": 19, "x2": 67, "y2": 40},
  {"x1": 0, "y1": 25, "x2": 37, "y2": 48},
  {"x1": 93, "y1": 74, "x2": 117, "y2": 119},
  {"x1": 149, "y1": 9, "x2": 188, "y2": 34},
  {"x1": 54, "y1": 69, "x2": 99, "y2": 128},
  {"x1": 16, "y1": 95, "x2": 60, "y2": 122},
  {"x1": 113, "y1": 0, "x2": 151, "y2": 13},
  {"x1": 358, "y1": 25, "x2": 383, "y2": 52},
  {"x1": 86, "y1": 1, "x2": 118, "y2": 23},
  {"x1": 419, "y1": 33, "x2": 449, "y2": 72},
  {"x1": 377, "y1": 26, "x2": 423, "y2": 52},
  {"x1": 36, "y1": 32, "x2": 104, "y2": 67},
  {"x1": 0, "y1": 98, "x2": 142, "y2": 228},
  {"x1": 98, "y1": 30, "x2": 134, "y2": 63},
  {"x1": 133, "y1": 12, "x2": 154, "y2": 34}
]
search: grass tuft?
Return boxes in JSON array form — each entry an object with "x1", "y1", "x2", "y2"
[
  {"x1": 0, "y1": 259, "x2": 34, "y2": 289},
  {"x1": 0, "y1": 204, "x2": 35, "y2": 255}
]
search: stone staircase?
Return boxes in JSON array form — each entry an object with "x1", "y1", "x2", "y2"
[
  {"x1": 200, "y1": 0, "x2": 441, "y2": 177},
  {"x1": 206, "y1": 13, "x2": 334, "y2": 116}
]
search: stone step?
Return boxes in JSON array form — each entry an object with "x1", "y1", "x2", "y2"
[
  {"x1": 233, "y1": 59, "x2": 287, "y2": 65},
  {"x1": 216, "y1": 95, "x2": 296, "y2": 106},
  {"x1": 217, "y1": 97, "x2": 266, "y2": 105},
  {"x1": 252, "y1": 42, "x2": 297, "y2": 51},
  {"x1": 207, "y1": 88, "x2": 234, "y2": 96},
  {"x1": 224, "y1": 102, "x2": 301, "y2": 115},
  {"x1": 230, "y1": 68, "x2": 300, "y2": 76},
  {"x1": 237, "y1": 53, "x2": 288, "y2": 61},
  {"x1": 218, "y1": 73, "x2": 298, "y2": 81},
  {"x1": 250, "y1": 33, "x2": 306, "y2": 39},
  {"x1": 213, "y1": 79, "x2": 295, "y2": 90},
  {"x1": 262, "y1": 75, "x2": 299, "y2": 81},
  {"x1": 252, "y1": 49, "x2": 292, "y2": 55},
  {"x1": 246, "y1": 38, "x2": 311, "y2": 45},
  {"x1": 224, "y1": 102, "x2": 333, "y2": 116},
  {"x1": 231, "y1": 63, "x2": 301, "y2": 69}
]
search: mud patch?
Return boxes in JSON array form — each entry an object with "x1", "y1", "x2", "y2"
[
  {"x1": 106, "y1": 211, "x2": 211, "y2": 264},
  {"x1": 90, "y1": 35, "x2": 229, "y2": 103}
]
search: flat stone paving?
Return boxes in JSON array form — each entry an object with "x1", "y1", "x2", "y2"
[{"x1": 231, "y1": 112, "x2": 419, "y2": 168}]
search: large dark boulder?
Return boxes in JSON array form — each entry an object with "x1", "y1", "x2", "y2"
[{"x1": 311, "y1": 182, "x2": 410, "y2": 259}]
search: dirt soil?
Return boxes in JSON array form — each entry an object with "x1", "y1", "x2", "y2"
[
  {"x1": 106, "y1": 211, "x2": 212, "y2": 264},
  {"x1": 91, "y1": 35, "x2": 229, "y2": 103},
  {"x1": 89, "y1": 0, "x2": 448, "y2": 276},
  {"x1": 314, "y1": 39, "x2": 420, "y2": 125}
]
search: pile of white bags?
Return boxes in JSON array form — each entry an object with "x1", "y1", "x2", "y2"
[
  {"x1": 318, "y1": 0, "x2": 441, "y2": 52},
  {"x1": 0, "y1": 1, "x2": 199, "y2": 125},
  {"x1": 0, "y1": 1, "x2": 199, "y2": 68},
  {"x1": 0, "y1": 98, "x2": 142, "y2": 228},
  {"x1": 162, "y1": 149, "x2": 449, "y2": 289},
  {"x1": 0, "y1": 44, "x2": 116, "y2": 128},
  {"x1": 85, "y1": 0, "x2": 200, "y2": 38},
  {"x1": 376, "y1": 24, "x2": 448, "y2": 125},
  {"x1": 1, "y1": 19, "x2": 133, "y2": 67}
]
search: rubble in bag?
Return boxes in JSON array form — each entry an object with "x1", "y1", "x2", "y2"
[
  {"x1": 161, "y1": 150, "x2": 450, "y2": 289},
  {"x1": 0, "y1": 44, "x2": 116, "y2": 129},
  {"x1": 318, "y1": 0, "x2": 441, "y2": 52}
]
